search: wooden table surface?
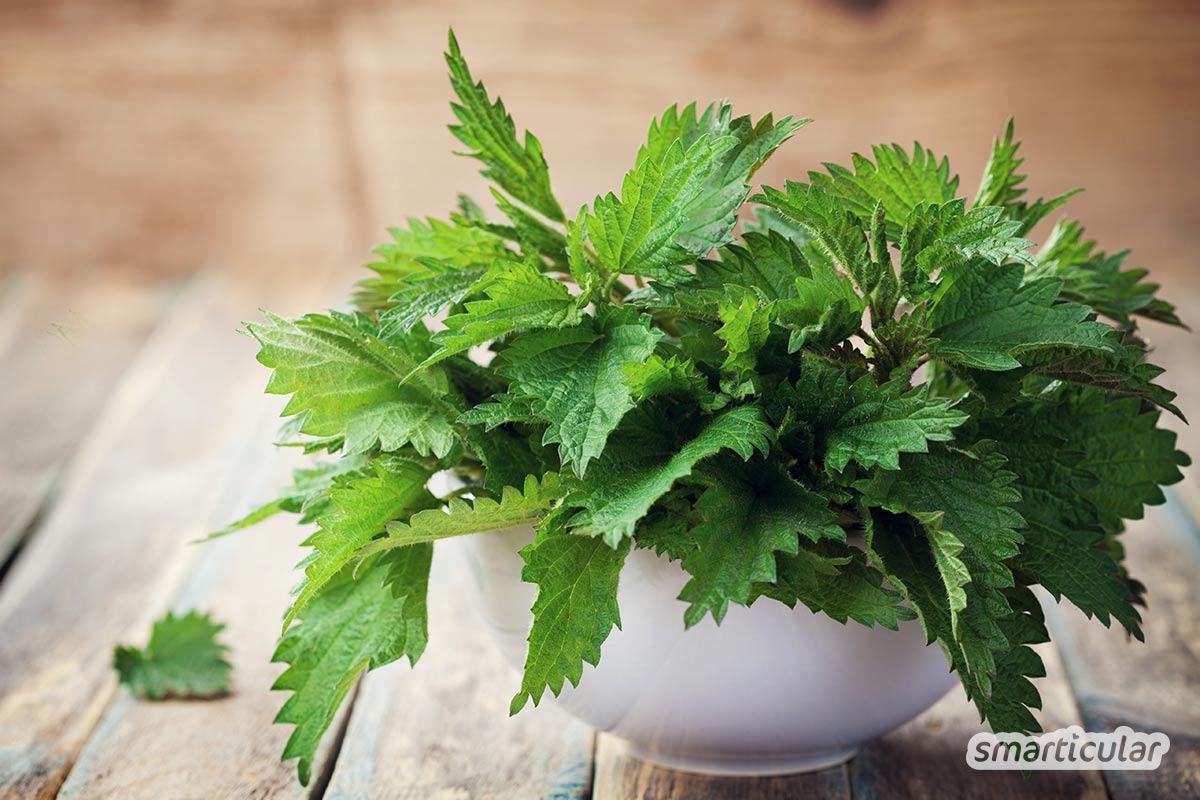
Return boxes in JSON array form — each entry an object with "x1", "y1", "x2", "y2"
[{"x1": 2, "y1": 2, "x2": 1198, "y2": 798}]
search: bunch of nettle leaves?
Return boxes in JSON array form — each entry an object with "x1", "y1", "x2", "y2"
[{"x1": 221, "y1": 33, "x2": 1189, "y2": 783}]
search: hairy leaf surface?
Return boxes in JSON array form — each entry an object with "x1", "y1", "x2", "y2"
[{"x1": 511, "y1": 510, "x2": 630, "y2": 713}]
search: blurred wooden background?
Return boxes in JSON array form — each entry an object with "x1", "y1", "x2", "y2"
[
  {"x1": 3, "y1": 0, "x2": 1198, "y2": 431},
  {"x1": 1, "y1": 1, "x2": 1198, "y2": 798}
]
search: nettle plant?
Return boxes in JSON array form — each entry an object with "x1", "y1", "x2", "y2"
[{"x1": 221, "y1": 33, "x2": 1189, "y2": 783}]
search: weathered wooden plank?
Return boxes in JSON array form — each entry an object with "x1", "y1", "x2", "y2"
[
  {"x1": 849, "y1": 642, "x2": 1105, "y2": 799},
  {"x1": 55, "y1": 450, "x2": 343, "y2": 800},
  {"x1": 1047, "y1": 500, "x2": 1200, "y2": 800},
  {"x1": 0, "y1": 274, "x2": 322, "y2": 799},
  {"x1": 592, "y1": 737, "x2": 849, "y2": 800},
  {"x1": 323, "y1": 545, "x2": 595, "y2": 800},
  {"x1": 0, "y1": 473, "x2": 52, "y2": 573},
  {"x1": 0, "y1": 273, "x2": 167, "y2": 567}
]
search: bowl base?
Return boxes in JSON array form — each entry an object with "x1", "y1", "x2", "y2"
[{"x1": 620, "y1": 740, "x2": 859, "y2": 777}]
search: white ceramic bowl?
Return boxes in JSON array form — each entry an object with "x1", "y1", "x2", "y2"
[{"x1": 456, "y1": 525, "x2": 957, "y2": 776}]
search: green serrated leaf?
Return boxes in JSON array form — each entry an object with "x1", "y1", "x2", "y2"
[
  {"x1": 753, "y1": 182, "x2": 873, "y2": 293},
  {"x1": 775, "y1": 266, "x2": 866, "y2": 352},
  {"x1": 378, "y1": 262, "x2": 491, "y2": 336},
  {"x1": 249, "y1": 311, "x2": 461, "y2": 458},
  {"x1": 356, "y1": 216, "x2": 513, "y2": 311},
  {"x1": 494, "y1": 305, "x2": 663, "y2": 475},
  {"x1": 565, "y1": 210, "x2": 601, "y2": 300},
  {"x1": 793, "y1": 366, "x2": 967, "y2": 472},
  {"x1": 362, "y1": 473, "x2": 564, "y2": 557},
  {"x1": 856, "y1": 442, "x2": 1025, "y2": 588},
  {"x1": 808, "y1": 142, "x2": 959, "y2": 235},
  {"x1": 715, "y1": 291, "x2": 772, "y2": 395},
  {"x1": 466, "y1": 424, "x2": 555, "y2": 493},
  {"x1": 1031, "y1": 219, "x2": 1183, "y2": 328},
  {"x1": 286, "y1": 458, "x2": 434, "y2": 629},
  {"x1": 973, "y1": 119, "x2": 1080, "y2": 235},
  {"x1": 113, "y1": 610, "x2": 231, "y2": 701},
  {"x1": 511, "y1": 509, "x2": 630, "y2": 714},
  {"x1": 680, "y1": 460, "x2": 843, "y2": 626},
  {"x1": 929, "y1": 262, "x2": 1118, "y2": 371},
  {"x1": 622, "y1": 354, "x2": 714, "y2": 406},
  {"x1": 865, "y1": 509, "x2": 1042, "y2": 732},
  {"x1": 974, "y1": 119, "x2": 1028, "y2": 210},
  {"x1": 473, "y1": 188, "x2": 571, "y2": 270},
  {"x1": 1022, "y1": 340, "x2": 1184, "y2": 420},
  {"x1": 920, "y1": 511, "x2": 971, "y2": 627},
  {"x1": 759, "y1": 541, "x2": 915, "y2": 629},
  {"x1": 632, "y1": 511, "x2": 694, "y2": 562},
  {"x1": 586, "y1": 133, "x2": 739, "y2": 281},
  {"x1": 645, "y1": 102, "x2": 808, "y2": 188},
  {"x1": 426, "y1": 259, "x2": 584, "y2": 366},
  {"x1": 566, "y1": 405, "x2": 774, "y2": 546},
  {"x1": 587, "y1": 104, "x2": 806, "y2": 281},
  {"x1": 981, "y1": 388, "x2": 1187, "y2": 638},
  {"x1": 445, "y1": 31, "x2": 563, "y2": 221},
  {"x1": 899, "y1": 200, "x2": 1035, "y2": 299},
  {"x1": 273, "y1": 550, "x2": 431, "y2": 785},
  {"x1": 698, "y1": 231, "x2": 810, "y2": 300}
]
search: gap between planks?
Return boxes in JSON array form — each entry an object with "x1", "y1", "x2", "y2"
[
  {"x1": 55, "y1": 421, "x2": 353, "y2": 800},
  {"x1": 0, "y1": 271, "x2": 170, "y2": 571},
  {"x1": 1046, "y1": 497, "x2": 1200, "y2": 800},
  {"x1": 0, "y1": 272, "x2": 333, "y2": 799},
  {"x1": 321, "y1": 541, "x2": 596, "y2": 800}
]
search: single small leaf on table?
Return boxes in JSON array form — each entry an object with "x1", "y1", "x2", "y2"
[{"x1": 113, "y1": 610, "x2": 231, "y2": 700}]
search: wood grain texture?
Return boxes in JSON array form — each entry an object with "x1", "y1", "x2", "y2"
[
  {"x1": 55, "y1": 452, "x2": 342, "y2": 800},
  {"x1": 0, "y1": 273, "x2": 166, "y2": 566},
  {"x1": 324, "y1": 544, "x2": 595, "y2": 800},
  {"x1": 4, "y1": 0, "x2": 1199, "y2": 288},
  {"x1": 0, "y1": 274, "x2": 326, "y2": 799},
  {"x1": 0, "y1": 473, "x2": 52, "y2": 572},
  {"x1": 1047, "y1": 502, "x2": 1200, "y2": 800},
  {"x1": 0, "y1": 13, "x2": 368, "y2": 279},
  {"x1": 592, "y1": 736, "x2": 849, "y2": 800}
]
